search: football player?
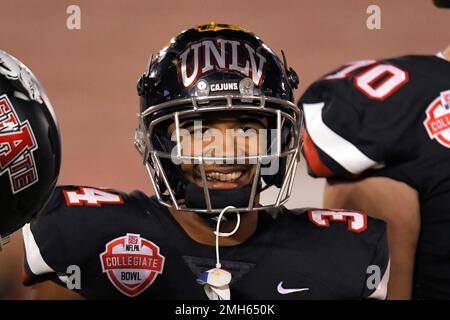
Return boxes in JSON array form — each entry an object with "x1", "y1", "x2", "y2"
[
  {"x1": 299, "y1": 3, "x2": 449, "y2": 299},
  {"x1": 22, "y1": 23, "x2": 389, "y2": 300},
  {"x1": 0, "y1": 50, "x2": 61, "y2": 251}
]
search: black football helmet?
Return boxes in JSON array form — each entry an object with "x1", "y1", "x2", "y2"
[
  {"x1": 0, "y1": 50, "x2": 61, "y2": 247},
  {"x1": 135, "y1": 23, "x2": 302, "y2": 216}
]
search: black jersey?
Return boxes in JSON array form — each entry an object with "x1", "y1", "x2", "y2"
[
  {"x1": 299, "y1": 54, "x2": 450, "y2": 299},
  {"x1": 22, "y1": 186, "x2": 388, "y2": 300}
]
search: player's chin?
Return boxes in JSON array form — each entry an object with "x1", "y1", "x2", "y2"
[{"x1": 193, "y1": 167, "x2": 254, "y2": 190}]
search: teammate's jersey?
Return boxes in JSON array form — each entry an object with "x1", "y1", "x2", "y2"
[
  {"x1": 22, "y1": 186, "x2": 389, "y2": 300},
  {"x1": 299, "y1": 54, "x2": 450, "y2": 299}
]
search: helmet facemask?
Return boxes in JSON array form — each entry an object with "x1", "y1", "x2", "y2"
[{"x1": 135, "y1": 91, "x2": 303, "y2": 216}]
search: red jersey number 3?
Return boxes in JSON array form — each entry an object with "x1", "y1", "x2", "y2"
[{"x1": 308, "y1": 210, "x2": 367, "y2": 233}]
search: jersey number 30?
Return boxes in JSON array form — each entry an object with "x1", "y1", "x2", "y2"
[{"x1": 308, "y1": 210, "x2": 367, "y2": 233}]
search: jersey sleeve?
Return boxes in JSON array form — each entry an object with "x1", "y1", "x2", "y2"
[
  {"x1": 22, "y1": 188, "x2": 69, "y2": 286},
  {"x1": 22, "y1": 185, "x2": 127, "y2": 287},
  {"x1": 299, "y1": 59, "x2": 415, "y2": 180}
]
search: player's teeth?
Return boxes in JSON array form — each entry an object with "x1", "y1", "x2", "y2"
[{"x1": 205, "y1": 171, "x2": 243, "y2": 182}]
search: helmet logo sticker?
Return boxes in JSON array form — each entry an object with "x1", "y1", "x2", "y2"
[
  {"x1": 100, "y1": 233, "x2": 165, "y2": 297},
  {"x1": 195, "y1": 23, "x2": 245, "y2": 33},
  {"x1": 0, "y1": 51, "x2": 43, "y2": 104},
  {"x1": 0, "y1": 94, "x2": 39, "y2": 194},
  {"x1": 178, "y1": 39, "x2": 266, "y2": 88},
  {"x1": 210, "y1": 82, "x2": 238, "y2": 92},
  {"x1": 424, "y1": 90, "x2": 450, "y2": 148}
]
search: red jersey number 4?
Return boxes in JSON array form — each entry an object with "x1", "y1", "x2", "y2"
[
  {"x1": 308, "y1": 210, "x2": 367, "y2": 233},
  {"x1": 64, "y1": 187, "x2": 124, "y2": 207}
]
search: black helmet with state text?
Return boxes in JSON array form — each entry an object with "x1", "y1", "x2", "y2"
[{"x1": 0, "y1": 50, "x2": 61, "y2": 248}]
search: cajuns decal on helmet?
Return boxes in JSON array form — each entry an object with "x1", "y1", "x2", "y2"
[
  {"x1": 0, "y1": 94, "x2": 39, "y2": 194},
  {"x1": 0, "y1": 51, "x2": 43, "y2": 104},
  {"x1": 177, "y1": 38, "x2": 267, "y2": 88}
]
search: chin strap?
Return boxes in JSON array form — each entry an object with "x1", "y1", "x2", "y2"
[
  {"x1": 184, "y1": 183, "x2": 254, "y2": 213},
  {"x1": 196, "y1": 206, "x2": 240, "y2": 300},
  {"x1": 214, "y1": 206, "x2": 240, "y2": 269}
]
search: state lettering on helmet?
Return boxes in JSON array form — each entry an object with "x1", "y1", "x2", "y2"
[
  {"x1": 63, "y1": 187, "x2": 124, "y2": 206},
  {"x1": 308, "y1": 209, "x2": 368, "y2": 233},
  {"x1": 177, "y1": 39, "x2": 266, "y2": 88},
  {"x1": 0, "y1": 94, "x2": 39, "y2": 194},
  {"x1": 424, "y1": 90, "x2": 450, "y2": 148},
  {"x1": 100, "y1": 233, "x2": 165, "y2": 297}
]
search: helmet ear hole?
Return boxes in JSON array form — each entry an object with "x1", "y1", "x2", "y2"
[
  {"x1": 137, "y1": 74, "x2": 152, "y2": 96},
  {"x1": 287, "y1": 68, "x2": 300, "y2": 89}
]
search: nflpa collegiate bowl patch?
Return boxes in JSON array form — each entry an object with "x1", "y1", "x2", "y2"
[
  {"x1": 424, "y1": 90, "x2": 450, "y2": 148},
  {"x1": 100, "y1": 233, "x2": 165, "y2": 297}
]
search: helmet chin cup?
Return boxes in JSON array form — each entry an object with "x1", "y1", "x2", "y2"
[
  {"x1": 184, "y1": 183, "x2": 256, "y2": 222},
  {"x1": 184, "y1": 184, "x2": 255, "y2": 212}
]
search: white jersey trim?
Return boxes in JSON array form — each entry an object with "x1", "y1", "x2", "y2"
[
  {"x1": 303, "y1": 102, "x2": 382, "y2": 174},
  {"x1": 22, "y1": 223, "x2": 55, "y2": 275},
  {"x1": 437, "y1": 52, "x2": 449, "y2": 61}
]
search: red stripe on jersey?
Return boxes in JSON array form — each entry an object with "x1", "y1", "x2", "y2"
[{"x1": 302, "y1": 130, "x2": 334, "y2": 177}]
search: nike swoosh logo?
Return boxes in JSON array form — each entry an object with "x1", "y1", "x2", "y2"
[{"x1": 277, "y1": 282, "x2": 309, "y2": 294}]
